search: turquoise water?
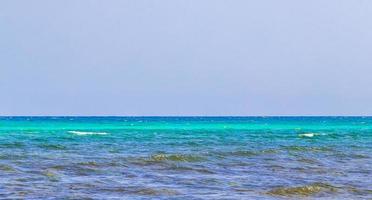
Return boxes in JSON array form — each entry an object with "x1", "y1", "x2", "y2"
[{"x1": 0, "y1": 117, "x2": 371, "y2": 199}]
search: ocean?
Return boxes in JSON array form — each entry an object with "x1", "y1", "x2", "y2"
[{"x1": 0, "y1": 117, "x2": 371, "y2": 199}]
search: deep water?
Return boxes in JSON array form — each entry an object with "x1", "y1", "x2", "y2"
[{"x1": 0, "y1": 117, "x2": 371, "y2": 199}]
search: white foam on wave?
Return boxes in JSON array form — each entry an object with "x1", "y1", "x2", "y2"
[
  {"x1": 68, "y1": 131, "x2": 108, "y2": 136},
  {"x1": 298, "y1": 133, "x2": 322, "y2": 138},
  {"x1": 299, "y1": 133, "x2": 315, "y2": 137}
]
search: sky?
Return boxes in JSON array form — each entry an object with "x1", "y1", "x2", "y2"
[{"x1": 1, "y1": 0, "x2": 372, "y2": 116}]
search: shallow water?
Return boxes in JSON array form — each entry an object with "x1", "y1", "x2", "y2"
[{"x1": 0, "y1": 117, "x2": 371, "y2": 199}]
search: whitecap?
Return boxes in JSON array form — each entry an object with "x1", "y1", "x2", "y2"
[
  {"x1": 299, "y1": 133, "x2": 316, "y2": 137},
  {"x1": 68, "y1": 131, "x2": 108, "y2": 136}
]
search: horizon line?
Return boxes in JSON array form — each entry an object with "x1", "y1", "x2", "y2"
[{"x1": 1, "y1": 115, "x2": 371, "y2": 117}]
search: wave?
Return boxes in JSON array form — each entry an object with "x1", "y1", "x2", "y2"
[
  {"x1": 298, "y1": 132, "x2": 323, "y2": 138},
  {"x1": 299, "y1": 133, "x2": 315, "y2": 137},
  {"x1": 128, "y1": 153, "x2": 205, "y2": 166},
  {"x1": 149, "y1": 153, "x2": 204, "y2": 162},
  {"x1": 282, "y1": 145, "x2": 332, "y2": 152},
  {"x1": 267, "y1": 182, "x2": 337, "y2": 196},
  {"x1": 68, "y1": 131, "x2": 108, "y2": 136}
]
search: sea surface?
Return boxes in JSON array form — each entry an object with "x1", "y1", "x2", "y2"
[{"x1": 0, "y1": 117, "x2": 371, "y2": 199}]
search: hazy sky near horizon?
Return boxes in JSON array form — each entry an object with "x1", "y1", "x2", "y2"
[{"x1": 1, "y1": 0, "x2": 372, "y2": 116}]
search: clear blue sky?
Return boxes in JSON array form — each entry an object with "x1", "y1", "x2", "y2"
[{"x1": 1, "y1": 1, "x2": 372, "y2": 116}]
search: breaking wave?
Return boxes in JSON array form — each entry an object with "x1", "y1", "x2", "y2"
[{"x1": 68, "y1": 131, "x2": 108, "y2": 136}]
